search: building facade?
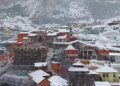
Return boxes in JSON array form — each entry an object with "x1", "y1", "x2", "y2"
[{"x1": 13, "y1": 47, "x2": 47, "y2": 65}]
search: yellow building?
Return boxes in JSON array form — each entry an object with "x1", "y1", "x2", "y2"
[
  {"x1": 3, "y1": 28, "x2": 11, "y2": 37},
  {"x1": 95, "y1": 65, "x2": 119, "y2": 82}
]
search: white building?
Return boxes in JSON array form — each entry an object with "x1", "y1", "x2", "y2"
[{"x1": 95, "y1": 65, "x2": 119, "y2": 82}]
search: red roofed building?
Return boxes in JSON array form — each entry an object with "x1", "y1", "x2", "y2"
[
  {"x1": 17, "y1": 32, "x2": 29, "y2": 43},
  {"x1": 8, "y1": 41, "x2": 17, "y2": 49},
  {"x1": 17, "y1": 42, "x2": 23, "y2": 47},
  {"x1": 0, "y1": 55, "x2": 6, "y2": 62},
  {"x1": 69, "y1": 36, "x2": 77, "y2": 42},
  {"x1": 64, "y1": 44, "x2": 79, "y2": 62},
  {"x1": 96, "y1": 49, "x2": 109, "y2": 60},
  {"x1": 57, "y1": 29, "x2": 70, "y2": 36},
  {"x1": 9, "y1": 51, "x2": 14, "y2": 63}
]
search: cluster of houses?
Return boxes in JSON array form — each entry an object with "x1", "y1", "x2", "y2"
[
  {"x1": 27, "y1": 60, "x2": 119, "y2": 86},
  {"x1": 0, "y1": 19, "x2": 120, "y2": 86}
]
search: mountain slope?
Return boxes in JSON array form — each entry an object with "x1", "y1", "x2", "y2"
[{"x1": 0, "y1": 0, "x2": 120, "y2": 24}]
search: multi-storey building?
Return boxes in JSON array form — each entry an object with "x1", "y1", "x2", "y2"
[{"x1": 13, "y1": 47, "x2": 47, "y2": 65}]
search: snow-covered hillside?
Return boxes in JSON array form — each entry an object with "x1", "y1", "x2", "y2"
[
  {"x1": 0, "y1": 16, "x2": 39, "y2": 31},
  {"x1": 0, "y1": 0, "x2": 120, "y2": 24},
  {"x1": 0, "y1": 0, "x2": 89, "y2": 24}
]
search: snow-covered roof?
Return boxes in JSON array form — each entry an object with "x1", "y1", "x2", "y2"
[
  {"x1": 29, "y1": 29, "x2": 39, "y2": 33},
  {"x1": 79, "y1": 40, "x2": 107, "y2": 50},
  {"x1": 28, "y1": 33, "x2": 36, "y2": 37},
  {"x1": 52, "y1": 61, "x2": 60, "y2": 64},
  {"x1": 29, "y1": 70, "x2": 50, "y2": 78},
  {"x1": 89, "y1": 63, "x2": 99, "y2": 68},
  {"x1": 53, "y1": 40, "x2": 79, "y2": 45},
  {"x1": 19, "y1": 32, "x2": 30, "y2": 34},
  {"x1": 95, "y1": 41, "x2": 105, "y2": 48},
  {"x1": 95, "y1": 81, "x2": 110, "y2": 86},
  {"x1": 17, "y1": 42, "x2": 23, "y2": 44},
  {"x1": 57, "y1": 35, "x2": 67, "y2": 39},
  {"x1": 32, "y1": 76, "x2": 45, "y2": 84},
  {"x1": 109, "y1": 52, "x2": 120, "y2": 56},
  {"x1": 69, "y1": 40, "x2": 79, "y2": 44},
  {"x1": 110, "y1": 63, "x2": 120, "y2": 68},
  {"x1": 23, "y1": 37, "x2": 29, "y2": 40},
  {"x1": 73, "y1": 61, "x2": 84, "y2": 66},
  {"x1": 39, "y1": 30, "x2": 46, "y2": 32},
  {"x1": 107, "y1": 47, "x2": 120, "y2": 52},
  {"x1": 53, "y1": 42, "x2": 69, "y2": 45},
  {"x1": 58, "y1": 29, "x2": 69, "y2": 33},
  {"x1": 78, "y1": 19, "x2": 94, "y2": 24},
  {"x1": 0, "y1": 47, "x2": 6, "y2": 50},
  {"x1": 78, "y1": 40, "x2": 96, "y2": 47},
  {"x1": 34, "y1": 62, "x2": 47, "y2": 67},
  {"x1": 68, "y1": 66, "x2": 89, "y2": 72},
  {"x1": 7, "y1": 40, "x2": 17, "y2": 43},
  {"x1": 88, "y1": 70, "x2": 99, "y2": 75},
  {"x1": 48, "y1": 75, "x2": 68, "y2": 86},
  {"x1": 110, "y1": 82, "x2": 120, "y2": 86},
  {"x1": 92, "y1": 25, "x2": 107, "y2": 29},
  {"x1": 47, "y1": 32, "x2": 58, "y2": 36},
  {"x1": 95, "y1": 65, "x2": 118, "y2": 73},
  {"x1": 65, "y1": 44, "x2": 76, "y2": 50},
  {"x1": 61, "y1": 25, "x2": 69, "y2": 28}
]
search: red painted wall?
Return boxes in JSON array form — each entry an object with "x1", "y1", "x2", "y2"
[
  {"x1": 17, "y1": 33, "x2": 28, "y2": 43},
  {"x1": 38, "y1": 79, "x2": 50, "y2": 86}
]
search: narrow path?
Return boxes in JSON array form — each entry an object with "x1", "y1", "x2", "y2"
[{"x1": 46, "y1": 48, "x2": 56, "y2": 75}]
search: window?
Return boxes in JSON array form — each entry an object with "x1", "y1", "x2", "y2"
[
  {"x1": 39, "y1": 37, "x2": 43, "y2": 42},
  {"x1": 106, "y1": 73, "x2": 108, "y2": 77},
  {"x1": 103, "y1": 73, "x2": 105, "y2": 77},
  {"x1": 81, "y1": 51, "x2": 83, "y2": 56},
  {"x1": 113, "y1": 73, "x2": 116, "y2": 78},
  {"x1": 88, "y1": 51, "x2": 92, "y2": 55},
  {"x1": 103, "y1": 73, "x2": 109, "y2": 77},
  {"x1": 33, "y1": 51, "x2": 38, "y2": 57},
  {"x1": 0, "y1": 50, "x2": 4, "y2": 54},
  {"x1": 24, "y1": 50, "x2": 28, "y2": 55},
  {"x1": 17, "y1": 51, "x2": 20, "y2": 55},
  {"x1": 84, "y1": 51, "x2": 87, "y2": 55},
  {"x1": 111, "y1": 57, "x2": 115, "y2": 62},
  {"x1": 28, "y1": 50, "x2": 31, "y2": 54}
]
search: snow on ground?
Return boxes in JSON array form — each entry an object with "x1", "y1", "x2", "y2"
[
  {"x1": 95, "y1": 81, "x2": 111, "y2": 86},
  {"x1": 73, "y1": 20, "x2": 120, "y2": 50},
  {"x1": 0, "y1": 16, "x2": 39, "y2": 31}
]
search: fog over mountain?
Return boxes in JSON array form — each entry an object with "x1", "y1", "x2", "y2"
[{"x1": 0, "y1": 0, "x2": 120, "y2": 24}]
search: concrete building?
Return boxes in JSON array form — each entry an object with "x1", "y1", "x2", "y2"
[{"x1": 13, "y1": 47, "x2": 47, "y2": 65}]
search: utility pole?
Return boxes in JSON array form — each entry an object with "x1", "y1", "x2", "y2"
[{"x1": 45, "y1": 28, "x2": 47, "y2": 48}]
